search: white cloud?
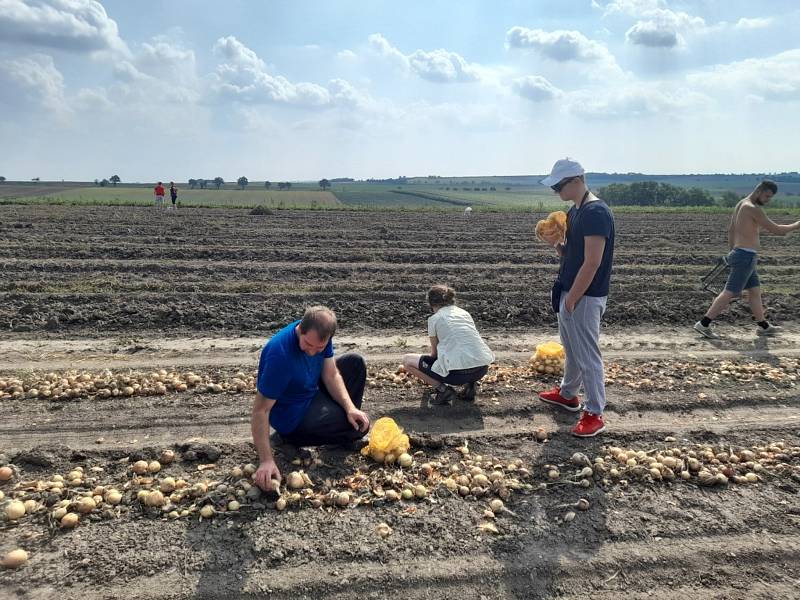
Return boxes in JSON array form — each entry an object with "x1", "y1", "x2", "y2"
[
  {"x1": 506, "y1": 27, "x2": 613, "y2": 63},
  {"x1": 74, "y1": 86, "x2": 111, "y2": 111},
  {"x1": 0, "y1": 0, "x2": 128, "y2": 55},
  {"x1": 209, "y1": 35, "x2": 376, "y2": 110},
  {"x1": 336, "y1": 49, "x2": 357, "y2": 61},
  {"x1": 327, "y1": 78, "x2": 377, "y2": 110},
  {"x1": 368, "y1": 33, "x2": 483, "y2": 83},
  {"x1": 512, "y1": 75, "x2": 562, "y2": 102},
  {"x1": 136, "y1": 38, "x2": 197, "y2": 86},
  {"x1": 687, "y1": 49, "x2": 800, "y2": 103},
  {"x1": 113, "y1": 60, "x2": 148, "y2": 82},
  {"x1": 0, "y1": 53, "x2": 68, "y2": 114},
  {"x1": 212, "y1": 35, "x2": 265, "y2": 71},
  {"x1": 608, "y1": 2, "x2": 707, "y2": 49},
  {"x1": 734, "y1": 17, "x2": 773, "y2": 30},
  {"x1": 565, "y1": 83, "x2": 712, "y2": 119},
  {"x1": 602, "y1": 0, "x2": 666, "y2": 18},
  {"x1": 408, "y1": 48, "x2": 480, "y2": 82},
  {"x1": 625, "y1": 20, "x2": 682, "y2": 48},
  {"x1": 367, "y1": 33, "x2": 409, "y2": 70}
]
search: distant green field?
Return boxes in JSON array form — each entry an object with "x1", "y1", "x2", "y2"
[
  {"x1": 3, "y1": 174, "x2": 798, "y2": 211},
  {"x1": 330, "y1": 184, "x2": 559, "y2": 210},
  {"x1": 5, "y1": 187, "x2": 341, "y2": 208}
]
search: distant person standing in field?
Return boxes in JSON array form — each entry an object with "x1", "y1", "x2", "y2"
[
  {"x1": 153, "y1": 181, "x2": 165, "y2": 208},
  {"x1": 402, "y1": 284, "x2": 495, "y2": 405},
  {"x1": 694, "y1": 180, "x2": 800, "y2": 339},
  {"x1": 464, "y1": 206, "x2": 473, "y2": 217},
  {"x1": 537, "y1": 158, "x2": 615, "y2": 437},
  {"x1": 169, "y1": 182, "x2": 178, "y2": 210}
]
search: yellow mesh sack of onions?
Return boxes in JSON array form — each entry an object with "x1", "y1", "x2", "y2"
[
  {"x1": 361, "y1": 417, "x2": 410, "y2": 464},
  {"x1": 535, "y1": 211, "x2": 567, "y2": 244},
  {"x1": 529, "y1": 341, "x2": 566, "y2": 374}
]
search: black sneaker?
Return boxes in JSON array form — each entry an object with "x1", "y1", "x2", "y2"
[
  {"x1": 430, "y1": 385, "x2": 458, "y2": 405},
  {"x1": 459, "y1": 382, "x2": 478, "y2": 402}
]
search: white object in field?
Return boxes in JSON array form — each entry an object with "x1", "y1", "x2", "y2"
[{"x1": 464, "y1": 206, "x2": 473, "y2": 216}]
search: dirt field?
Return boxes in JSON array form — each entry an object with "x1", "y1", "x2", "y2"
[{"x1": 1, "y1": 205, "x2": 799, "y2": 599}]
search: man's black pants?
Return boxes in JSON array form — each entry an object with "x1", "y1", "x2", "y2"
[{"x1": 281, "y1": 353, "x2": 367, "y2": 447}]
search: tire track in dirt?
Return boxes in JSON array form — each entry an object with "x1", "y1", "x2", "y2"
[{"x1": 2, "y1": 393, "x2": 797, "y2": 450}]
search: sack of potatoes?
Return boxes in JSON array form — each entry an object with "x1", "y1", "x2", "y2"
[
  {"x1": 529, "y1": 341, "x2": 566, "y2": 375},
  {"x1": 535, "y1": 211, "x2": 567, "y2": 245}
]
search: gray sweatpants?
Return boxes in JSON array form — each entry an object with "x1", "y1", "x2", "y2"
[{"x1": 558, "y1": 294, "x2": 607, "y2": 415}]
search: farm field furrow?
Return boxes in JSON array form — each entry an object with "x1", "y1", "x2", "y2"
[
  {"x1": 2, "y1": 205, "x2": 800, "y2": 335},
  {"x1": 1, "y1": 205, "x2": 799, "y2": 600}
]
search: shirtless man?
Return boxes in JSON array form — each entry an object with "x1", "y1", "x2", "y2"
[{"x1": 694, "y1": 180, "x2": 800, "y2": 339}]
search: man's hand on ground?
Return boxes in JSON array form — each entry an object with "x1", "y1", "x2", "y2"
[
  {"x1": 347, "y1": 408, "x2": 370, "y2": 433},
  {"x1": 253, "y1": 459, "x2": 281, "y2": 491}
]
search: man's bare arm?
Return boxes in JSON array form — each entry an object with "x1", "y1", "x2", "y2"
[
  {"x1": 750, "y1": 205, "x2": 800, "y2": 236},
  {"x1": 251, "y1": 392, "x2": 281, "y2": 491}
]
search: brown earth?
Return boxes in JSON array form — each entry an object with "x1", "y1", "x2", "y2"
[
  {"x1": 1, "y1": 206, "x2": 799, "y2": 599},
  {"x1": 2, "y1": 205, "x2": 800, "y2": 335}
]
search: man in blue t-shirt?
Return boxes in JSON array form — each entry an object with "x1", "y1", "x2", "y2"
[
  {"x1": 537, "y1": 158, "x2": 615, "y2": 438},
  {"x1": 251, "y1": 305, "x2": 370, "y2": 491}
]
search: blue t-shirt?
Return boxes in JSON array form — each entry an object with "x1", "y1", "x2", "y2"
[
  {"x1": 559, "y1": 199, "x2": 615, "y2": 297},
  {"x1": 256, "y1": 320, "x2": 334, "y2": 434}
]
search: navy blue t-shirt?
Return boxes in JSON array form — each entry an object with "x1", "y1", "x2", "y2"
[
  {"x1": 256, "y1": 320, "x2": 334, "y2": 434},
  {"x1": 559, "y1": 199, "x2": 615, "y2": 297}
]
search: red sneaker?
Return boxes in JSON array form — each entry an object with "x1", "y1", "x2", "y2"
[
  {"x1": 572, "y1": 412, "x2": 606, "y2": 437},
  {"x1": 538, "y1": 387, "x2": 582, "y2": 412}
]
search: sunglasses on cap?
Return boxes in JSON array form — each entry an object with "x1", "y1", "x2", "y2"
[{"x1": 551, "y1": 176, "x2": 579, "y2": 193}]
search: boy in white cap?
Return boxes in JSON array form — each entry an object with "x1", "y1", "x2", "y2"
[{"x1": 537, "y1": 158, "x2": 615, "y2": 437}]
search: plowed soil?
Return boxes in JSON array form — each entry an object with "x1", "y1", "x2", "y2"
[{"x1": 1, "y1": 205, "x2": 799, "y2": 600}]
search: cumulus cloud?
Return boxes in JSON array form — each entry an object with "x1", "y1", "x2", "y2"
[
  {"x1": 0, "y1": 53, "x2": 68, "y2": 114},
  {"x1": 687, "y1": 49, "x2": 800, "y2": 103},
  {"x1": 209, "y1": 35, "x2": 374, "y2": 110},
  {"x1": 368, "y1": 33, "x2": 483, "y2": 83},
  {"x1": 0, "y1": 0, "x2": 128, "y2": 55},
  {"x1": 212, "y1": 35, "x2": 265, "y2": 71},
  {"x1": 608, "y1": 2, "x2": 707, "y2": 49},
  {"x1": 602, "y1": 0, "x2": 666, "y2": 18},
  {"x1": 336, "y1": 49, "x2": 357, "y2": 61},
  {"x1": 73, "y1": 86, "x2": 111, "y2": 111},
  {"x1": 407, "y1": 48, "x2": 480, "y2": 82},
  {"x1": 506, "y1": 27, "x2": 613, "y2": 62},
  {"x1": 512, "y1": 76, "x2": 562, "y2": 102},
  {"x1": 135, "y1": 37, "x2": 197, "y2": 87},
  {"x1": 734, "y1": 17, "x2": 773, "y2": 30},
  {"x1": 565, "y1": 83, "x2": 712, "y2": 119},
  {"x1": 625, "y1": 20, "x2": 681, "y2": 48}
]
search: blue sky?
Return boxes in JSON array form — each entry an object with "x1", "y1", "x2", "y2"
[{"x1": 1, "y1": 0, "x2": 798, "y2": 182}]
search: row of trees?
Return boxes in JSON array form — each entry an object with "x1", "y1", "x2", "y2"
[
  {"x1": 93, "y1": 175, "x2": 121, "y2": 187},
  {"x1": 597, "y1": 182, "x2": 716, "y2": 206},
  {"x1": 184, "y1": 177, "x2": 303, "y2": 190},
  {"x1": 188, "y1": 177, "x2": 226, "y2": 189}
]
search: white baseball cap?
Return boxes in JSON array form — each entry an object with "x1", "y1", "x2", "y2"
[{"x1": 540, "y1": 158, "x2": 585, "y2": 187}]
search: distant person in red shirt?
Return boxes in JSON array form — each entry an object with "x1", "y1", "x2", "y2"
[{"x1": 154, "y1": 182, "x2": 165, "y2": 208}]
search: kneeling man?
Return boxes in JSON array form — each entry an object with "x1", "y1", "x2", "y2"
[{"x1": 251, "y1": 306, "x2": 370, "y2": 491}]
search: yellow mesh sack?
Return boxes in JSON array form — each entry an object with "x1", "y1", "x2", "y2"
[
  {"x1": 361, "y1": 417, "x2": 410, "y2": 462},
  {"x1": 535, "y1": 211, "x2": 568, "y2": 244},
  {"x1": 533, "y1": 341, "x2": 566, "y2": 361},
  {"x1": 529, "y1": 341, "x2": 566, "y2": 375}
]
